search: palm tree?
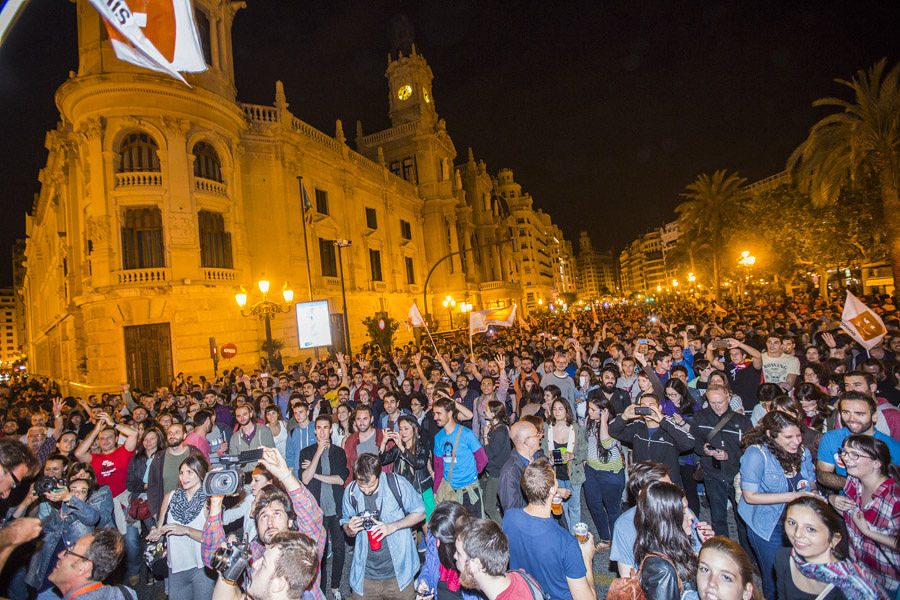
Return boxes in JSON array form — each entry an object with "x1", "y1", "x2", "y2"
[
  {"x1": 788, "y1": 59, "x2": 900, "y2": 295},
  {"x1": 676, "y1": 170, "x2": 747, "y2": 299}
]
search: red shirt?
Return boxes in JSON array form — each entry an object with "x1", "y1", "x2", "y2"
[
  {"x1": 91, "y1": 446, "x2": 134, "y2": 496},
  {"x1": 184, "y1": 432, "x2": 211, "y2": 459},
  {"x1": 497, "y1": 572, "x2": 537, "y2": 600}
]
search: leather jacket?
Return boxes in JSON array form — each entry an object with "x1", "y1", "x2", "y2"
[
  {"x1": 380, "y1": 442, "x2": 432, "y2": 493},
  {"x1": 640, "y1": 553, "x2": 687, "y2": 600}
]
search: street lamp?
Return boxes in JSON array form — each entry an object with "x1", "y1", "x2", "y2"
[
  {"x1": 442, "y1": 295, "x2": 456, "y2": 329},
  {"x1": 235, "y1": 277, "x2": 294, "y2": 368},
  {"x1": 738, "y1": 251, "x2": 756, "y2": 295},
  {"x1": 334, "y1": 240, "x2": 352, "y2": 356}
]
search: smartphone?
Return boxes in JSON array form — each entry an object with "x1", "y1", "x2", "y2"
[
  {"x1": 551, "y1": 448, "x2": 564, "y2": 465},
  {"x1": 238, "y1": 448, "x2": 265, "y2": 462},
  {"x1": 637, "y1": 339, "x2": 649, "y2": 345},
  {"x1": 634, "y1": 406, "x2": 652, "y2": 416},
  {"x1": 712, "y1": 340, "x2": 730, "y2": 349}
]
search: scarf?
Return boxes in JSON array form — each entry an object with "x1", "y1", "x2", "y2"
[
  {"x1": 791, "y1": 549, "x2": 888, "y2": 600},
  {"x1": 169, "y1": 487, "x2": 207, "y2": 525},
  {"x1": 729, "y1": 359, "x2": 752, "y2": 380}
]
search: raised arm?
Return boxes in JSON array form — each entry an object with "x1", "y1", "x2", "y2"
[
  {"x1": 50, "y1": 398, "x2": 64, "y2": 441},
  {"x1": 74, "y1": 419, "x2": 105, "y2": 463}
]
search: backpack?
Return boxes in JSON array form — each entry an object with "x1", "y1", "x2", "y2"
[
  {"x1": 607, "y1": 552, "x2": 682, "y2": 600},
  {"x1": 509, "y1": 569, "x2": 550, "y2": 600},
  {"x1": 348, "y1": 472, "x2": 405, "y2": 515}
]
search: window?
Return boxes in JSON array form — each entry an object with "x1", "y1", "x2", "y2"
[
  {"x1": 121, "y1": 208, "x2": 165, "y2": 269},
  {"x1": 194, "y1": 8, "x2": 212, "y2": 65},
  {"x1": 389, "y1": 161, "x2": 401, "y2": 178},
  {"x1": 319, "y1": 238, "x2": 337, "y2": 277},
  {"x1": 400, "y1": 219, "x2": 412, "y2": 240},
  {"x1": 315, "y1": 188, "x2": 328, "y2": 215},
  {"x1": 405, "y1": 256, "x2": 415, "y2": 284},
  {"x1": 117, "y1": 133, "x2": 160, "y2": 173},
  {"x1": 365, "y1": 207, "x2": 377, "y2": 230},
  {"x1": 193, "y1": 142, "x2": 222, "y2": 182},
  {"x1": 369, "y1": 249, "x2": 383, "y2": 281},
  {"x1": 402, "y1": 157, "x2": 417, "y2": 183},
  {"x1": 198, "y1": 211, "x2": 233, "y2": 268}
]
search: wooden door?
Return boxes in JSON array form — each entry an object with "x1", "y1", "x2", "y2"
[{"x1": 124, "y1": 323, "x2": 173, "y2": 392}]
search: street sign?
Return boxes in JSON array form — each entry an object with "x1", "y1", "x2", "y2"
[{"x1": 221, "y1": 343, "x2": 237, "y2": 359}]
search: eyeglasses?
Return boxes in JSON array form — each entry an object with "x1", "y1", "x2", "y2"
[
  {"x1": 0, "y1": 464, "x2": 20, "y2": 488},
  {"x1": 63, "y1": 539, "x2": 91, "y2": 562},
  {"x1": 838, "y1": 448, "x2": 873, "y2": 461}
]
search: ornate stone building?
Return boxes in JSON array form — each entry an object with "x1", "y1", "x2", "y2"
[{"x1": 23, "y1": 1, "x2": 569, "y2": 392}]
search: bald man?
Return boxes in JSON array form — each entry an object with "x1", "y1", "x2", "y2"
[{"x1": 499, "y1": 420, "x2": 566, "y2": 512}]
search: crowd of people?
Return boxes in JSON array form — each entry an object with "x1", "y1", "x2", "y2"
[{"x1": 0, "y1": 293, "x2": 898, "y2": 600}]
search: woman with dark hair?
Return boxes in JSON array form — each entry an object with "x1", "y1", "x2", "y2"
[
  {"x1": 574, "y1": 366, "x2": 598, "y2": 422},
  {"x1": 738, "y1": 411, "x2": 818, "y2": 600},
  {"x1": 124, "y1": 424, "x2": 164, "y2": 582},
  {"x1": 264, "y1": 404, "x2": 287, "y2": 457},
  {"x1": 542, "y1": 397, "x2": 587, "y2": 533},
  {"x1": 481, "y1": 400, "x2": 511, "y2": 523},
  {"x1": 332, "y1": 402, "x2": 354, "y2": 447},
  {"x1": 380, "y1": 414, "x2": 434, "y2": 518},
  {"x1": 416, "y1": 501, "x2": 476, "y2": 600},
  {"x1": 829, "y1": 435, "x2": 900, "y2": 596},
  {"x1": 67, "y1": 462, "x2": 114, "y2": 528},
  {"x1": 793, "y1": 383, "x2": 832, "y2": 433},
  {"x1": 772, "y1": 395, "x2": 824, "y2": 460},
  {"x1": 583, "y1": 395, "x2": 624, "y2": 549},
  {"x1": 634, "y1": 481, "x2": 699, "y2": 600},
  {"x1": 518, "y1": 379, "x2": 544, "y2": 417},
  {"x1": 779, "y1": 496, "x2": 887, "y2": 600},
  {"x1": 696, "y1": 537, "x2": 763, "y2": 600},
  {"x1": 147, "y1": 454, "x2": 213, "y2": 600},
  {"x1": 801, "y1": 362, "x2": 829, "y2": 394}
]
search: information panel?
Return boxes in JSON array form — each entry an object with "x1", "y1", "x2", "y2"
[{"x1": 294, "y1": 300, "x2": 332, "y2": 348}]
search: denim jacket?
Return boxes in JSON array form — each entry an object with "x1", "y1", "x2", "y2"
[
  {"x1": 340, "y1": 473, "x2": 426, "y2": 595},
  {"x1": 27, "y1": 497, "x2": 100, "y2": 588},
  {"x1": 738, "y1": 443, "x2": 815, "y2": 539}
]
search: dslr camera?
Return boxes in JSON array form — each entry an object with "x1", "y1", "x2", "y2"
[
  {"x1": 210, "y1": 540, "x2": 252, "y2": 584},
  {"x1": 360, "y1": 510, "x2": 378, "y2": 531},
  {"x1": 203, "y1": 448, "x2": 265, "y2": 496},
  {"x1": 34, "y1": 475, "x2": 66, "y2": 495}
]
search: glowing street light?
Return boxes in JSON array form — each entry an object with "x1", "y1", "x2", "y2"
[
  {"x1": 235, "y1": 277, "x2": 294, "y2": 367},
  {"x1": 442, "y1": 295, "x2": 456, "y2": 328},
  {"x1": 672, "y1": 279, "x2": 678, "y2": 287},
  {"x1": 687, "y1": 273, "x2": 695, "y2": 282}
]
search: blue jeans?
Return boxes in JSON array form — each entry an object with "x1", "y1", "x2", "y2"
[
  {"x1": 583, "y1": 466, "x2": 625, "y2": 542},
  {"x1": 557, "y1": 480, "x2": 582, "y2": 535},
  {"x1": 747, "y1": 521, "x2": 784, "y2": 600}
]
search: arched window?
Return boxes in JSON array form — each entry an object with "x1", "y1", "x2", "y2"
[
  {"x1": 193, "y1": 142, "x2": 223, "y2": 182},
  {"x1": 117, "y1": 132, "x2": 160, "y2": 173}
]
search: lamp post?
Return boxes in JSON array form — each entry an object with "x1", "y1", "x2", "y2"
[
  {"x1": 235, "y1": 278, "x2": 294, "y2": 367},
  {"x1": 333, "y1": 240, "x2": 352, "y2": 356},
  {"x1": 738, "y1": 251, "x2": 756, "y2": 295},
  {"x1": 442, "y1": 295, "x2": 456, "y2": 329}
]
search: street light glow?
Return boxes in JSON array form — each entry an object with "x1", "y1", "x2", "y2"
[
  {"x1": 235, "y1": 288, "x2": 248, "y2": 307},
  {"x1": 258, "y1": 279, "x2": 270, "y2": 294},
  {"x1": 282, "y1": 283, "x2": 294, "y2": 303}
]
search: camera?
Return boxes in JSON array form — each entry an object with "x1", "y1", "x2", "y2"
[
  {"x1": 203, "y1": 448, "x2": 265, "y2": 496},
  {"x1": 34, "y1": 475, "x2": 66, "y2": 495},
  {"x1": 634, "y1": 406, "x2": 653, "y2": 416},
  {"x1": 360, "y1": 510, "x2": 378, "y2": 530},
  {"x1": 210, "y1": 541, "x2": 252, "y2": 584}
]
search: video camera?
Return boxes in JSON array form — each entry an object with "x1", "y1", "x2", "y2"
[
  {"x1": 34, "y1": 475, "x2": 67, "y2": 495},
  {"x1": 210, "y1": 539, "x2": 252, "y2": 584},
  {"x1": 202, "y1": 448, "x2": 264, "y2": 496}
]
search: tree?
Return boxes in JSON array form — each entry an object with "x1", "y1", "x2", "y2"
[
  {"x1": 675, "y1": 170, "x2": 747, "y2": 299},
  {"x1": 362, "y1": 314, "x2": 400, "y2": 352},
  {"x1": 788, "y1": 59, "x2": 900, "y2": 294}
]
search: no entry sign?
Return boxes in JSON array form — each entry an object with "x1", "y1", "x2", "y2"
[{"x1": 221, "y1": 343, "x2": 237, "y2": 359}]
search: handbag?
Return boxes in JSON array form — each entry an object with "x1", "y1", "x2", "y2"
[
  {"x1": 607, "y1": 552, "x2": 682, "y2": 600},
  {"x1": 144, "y1": 511, "x2": 168, "y2": 579},
  {"x1": 694, "y1": 411, "x2": 736, "y2": 483},
  {"x1": 128, "y1": 496, "x2": 151, "y2": 522},
  {"x1": 434, "y1": 426, "x2": 463, "y2": 503}
]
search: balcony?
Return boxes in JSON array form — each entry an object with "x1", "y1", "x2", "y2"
[
  {"x1": 114, "y1": 172, "x2": 163, "y2": 188},
  {"x1": 202, "y1": 268, "x2": 236, "y2": 283},
  {"x1": 194, "y1": 177, "x2": 227, "y2": 197},
  {"x1": 371, "y1": 281, "x2": 387, "y2": 292},
  {"x1": 115, "y1": 267, "x2": 168, "y2": 285},
  {"x1": 480, "y1": 281, "x2": 506, "y2": 291}
]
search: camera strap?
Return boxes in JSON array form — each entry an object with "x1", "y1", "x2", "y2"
[{"x1": 704, "y1": 411, "x2": 735, "y2": 446}]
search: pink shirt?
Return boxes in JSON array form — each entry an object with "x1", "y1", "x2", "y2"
[{"x1": 184, "y1": 432, "x2": 211, "y2": 458}]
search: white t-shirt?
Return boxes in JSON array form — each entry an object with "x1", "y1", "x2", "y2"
[{"x1": 761, "y1": 353, "x2": 800, "y2": 384}]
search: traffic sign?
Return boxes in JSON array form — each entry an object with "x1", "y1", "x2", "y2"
[{"x1": 221, "y1": 343, "x2": 237, "y2": 359}]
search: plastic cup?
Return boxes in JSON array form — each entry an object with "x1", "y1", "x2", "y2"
[
  {"x1": 367, "y1": 528, "x2": 382, "y2": 551},
  {"x1": 551, "y1": 495, "x2": 563, "y2": 516},
  {"x1": 573, "y1": 522, "x2": 589, "y2": 543}
]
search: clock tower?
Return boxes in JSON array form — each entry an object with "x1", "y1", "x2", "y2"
[{"x1": 386, "y1": 45, "x2": 437, "y2": 128}]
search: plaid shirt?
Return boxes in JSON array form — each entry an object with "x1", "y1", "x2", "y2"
[
  {"x1": 201, "y1": 484, "x2": 326, "y2": 600},
  {"x1": 844, "y1": 475, "x2": 900, "y2": 592}
]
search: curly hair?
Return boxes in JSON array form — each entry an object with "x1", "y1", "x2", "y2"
[{"x1": 741, "y1": 411, "x2": 804, "y2": 475}]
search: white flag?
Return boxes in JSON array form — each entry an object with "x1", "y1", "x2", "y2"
[
  {"x1": 408, "y1": 303, "x2": 426, "y2": 328},
  {"x1": 469, "y1": 305, "x2": 517, "y2": 336},
  {"x1": 840, "y1": 291, "x2": 887, "y2": 350}
]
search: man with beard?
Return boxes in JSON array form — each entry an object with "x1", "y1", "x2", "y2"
[
  {"x1": 455, "y1": 518, "x2": 544, "y2": 600},
  {"x1": 588, "y1": 365, "x2": 631, "y2": 415},
  {"x1": 616, "y1": 356, "x2": 639, "y2": 399},
  {"x1": 816, "y1": 390, "x2": 900, "y2": 491},
  {"x1": 204, "y1": 447, "x2": 326, "y2": 600},
  {"x1": 147, "y1": 422, "x2": 202, "y2": 520},
  {"x1": 513, "y1": 357, "x2": 540, "y2": 413},
  {"x1": 229, "y1": 402, "x2": 276, "y2": 472},
  {"x1": 433, "y1": 398, "x2": 487, "y2": 517},
  {"x1": 344, "y1": 405, "x2": 385, "y2": 485},
  {"x1": 214, "y1": 530, "x2": 321, "y2": 600}
]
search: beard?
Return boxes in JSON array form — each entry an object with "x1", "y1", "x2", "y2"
[
  {"x1": 167, "y1": 438, "x2": 183, "y2": 448},
  {"x1": 458, "y1": 561, "x2": 478, "y2": 589},
  {"x1": 602, "y1": 382, "x2": 616, "y2": 394}
]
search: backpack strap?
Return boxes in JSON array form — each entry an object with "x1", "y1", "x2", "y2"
[
  {"x1": 348, "y1": 481, "x2": 359, "y2": 513},
  {"x1": 113, "y1": 585, "x2": 136, "y2": 600},
  {"x1": 512, "y1": 569, "x2": 550, "y2": 600},
  {"x1": 386, "y1": 473, "x2": 405, "y2": 516}
]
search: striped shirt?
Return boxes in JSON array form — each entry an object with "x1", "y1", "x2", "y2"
[{"x1": 585, "y1": 429, "x2": 623, "y2": 472}]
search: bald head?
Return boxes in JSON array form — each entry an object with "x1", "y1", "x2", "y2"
[{"x1": 511, "y1": 420, "x2": 540, "y2": 455}]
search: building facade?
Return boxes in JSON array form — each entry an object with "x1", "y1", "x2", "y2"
[
  {"x1": 22, "y1": 1, "x2": 568, "y2": 392},
  {"x1": 0, "y1": 289, "x2": 20, "y2": 365},
  {"x1": 574, "y1": 232, "x2": 617, "y2": 301}
]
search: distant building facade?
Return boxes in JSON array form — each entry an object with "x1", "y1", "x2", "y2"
[
  {"x1": 22, "y1": 1, "x2": 568, "y2": 392},
  {"x1": 0, "y1": 290, "x2": 19, "y2": 364},
  {"x1": 574, "y1": 232, "x2": 617, "y2": 302}
]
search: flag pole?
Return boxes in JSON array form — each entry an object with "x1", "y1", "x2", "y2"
[
  {"x1": 423, "y1": 325, "x2": 440, "y2": 357},
  {"x1": 297, "y1": 176, "x2": 314, "y2": 301}
]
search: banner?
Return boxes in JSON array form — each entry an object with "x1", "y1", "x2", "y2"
[
  {"x1": 408, "y1": 303, "x2": 426, "y2": 328},
  {"x1": 840, "y1": 291, "x2": 887, "y2": 350},
  {"x1": 469, "y1": 305, "x2": 517, "y2": 336},
  {"x1": 90, "y1": 0, "x2": 207, "y2": 84}
]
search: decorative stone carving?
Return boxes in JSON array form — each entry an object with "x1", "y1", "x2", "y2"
[{"x1": 169, "y1": 211, "x2": 195, "y2": 244}]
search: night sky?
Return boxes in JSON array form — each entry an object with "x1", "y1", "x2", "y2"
[{"x1": 1, "y1": 0, "x2": 898, "y2": 285}]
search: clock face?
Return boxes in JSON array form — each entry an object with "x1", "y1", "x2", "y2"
[
  {"x1": 423, "y1": 89, "x2": 431, "y2": 103},
  {"x1": 397, "y1": 85, "x2": 413, "y2": 101}
]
